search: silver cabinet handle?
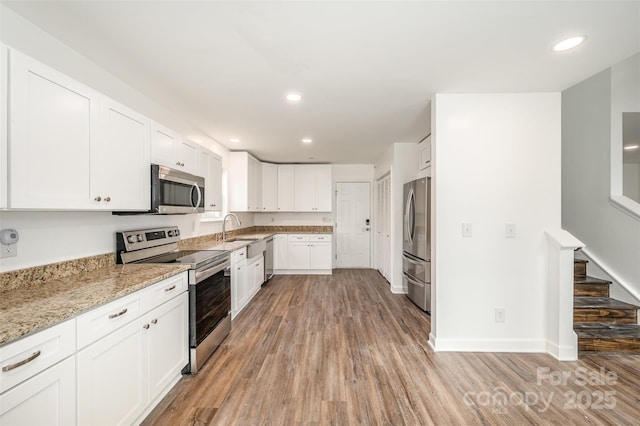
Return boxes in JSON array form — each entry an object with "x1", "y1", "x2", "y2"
[
  {"x1": 108, "y1": 308, "x2": 128, "y2": 319},
  {"x1": 104, "y1": 196, "x2": 111, "y2": 202},
  {"x1": 143, "y1": 324, "x2": 150, "y2": 329},
  {"x1": 164, "y1": 285, "x2": 176, "y2": 292},
  {"x1": 2, "y1": 350, "x2": 41, "y2": 372},
  {"x1": 151, "y1": 319, "x2": 158, "y2": 324},
  {"x1": 176, "y1": 161, "x2": 181, "y2": 166},
  {"x1": 94, "y1": 196, "x2": 102, "y2": 202}
]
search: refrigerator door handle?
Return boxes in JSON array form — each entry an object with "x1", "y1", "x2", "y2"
[{"x1": 405, "y1": 187, "x2": 415, "y2": 245}]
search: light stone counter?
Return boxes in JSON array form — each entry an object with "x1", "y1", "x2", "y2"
[{"x1": 0, "y1": 264, "x2": 189, "y2": 346}]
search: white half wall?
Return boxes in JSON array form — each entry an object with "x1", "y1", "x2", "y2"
[{"x1": 430, "y1": 93, "x2": 561, "y2": 353}]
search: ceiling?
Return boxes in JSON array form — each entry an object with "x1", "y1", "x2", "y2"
[{"x1": 3, "y1": 1, "x2": 640, "y2": 164}]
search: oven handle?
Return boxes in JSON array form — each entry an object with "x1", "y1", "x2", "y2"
[{"x1": 195, "y1": 257, "x2": 230, "y2": 283}]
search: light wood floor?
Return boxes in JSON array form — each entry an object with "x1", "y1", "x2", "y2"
[{"x1": 143, "y1": 269, "x2": 640, "y2": 425}]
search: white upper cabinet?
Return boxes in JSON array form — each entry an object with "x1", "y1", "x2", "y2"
[
  {"x1": 95, "y1": 97, "x2": 150, "y2": 210},
  {"x1": 261, "y1": 162, "x2": 278, "y2": 211},
  {"x1": 151, "y1": 123, "x2": 199, "y2": 175},
  {"x1": 419, "y1": 135, "x2": 431, "y2": 170},
  {"x1": 8, "y1": 48, "x2": 98, "y2": 209},
  {"x1": 277, "y1": 164, "x2": 295, "y2": 211},
  {"x1": 294, "y1": 165, "x2": 332, "y2": 212},
  {"x1": 229, "y1": 151, "x2": 263, "y2": 212},
  {"x1": 199, "y1": 146, "x2": 222, "y2": 212},
  {"x1": 7, "y1": 48, "x2": 151, "y2": 211},
  {"x1": 0, "y1": 44, "x2": 7, "y2": 209}
]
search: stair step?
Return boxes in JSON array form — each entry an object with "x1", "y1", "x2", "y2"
[
  {"x1": 574, "y1": 296, "x2": 639, "y2": 324},
  {"x1": 574, "y1": 259, "x2": 587, "y2": 277},
  {"x1": 574, "y1": 276, "x2": 611, "y2": 297},
  {"x1": 575, "y1": 323, "x2": 640, "y2": 353}
]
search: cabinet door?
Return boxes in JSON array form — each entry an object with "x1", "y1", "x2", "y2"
[
  {"x1": 1, "y1": 45, "x2": 7, "y2": 208},
  {"x1": 96, "y1": 97, "x2": 150, "y2": 210},
  {"x1": 9, "y1": 48, "x2": 98, "y2": 209},
  {"x1": 0, "y1": 356, "x2": 76, "y2": 426},
  {"x1": 419, "y1": 135, "x2": 431, "y2": 170},
  {"x1": 274, "y1": 234, "x2": 289, "y2": 269},
  {"x1": 179, "y1": 138, "x2": 199, "y2": 175},
  {"x1": 288, "y1": 242, "x2": 311, "y2": 269},
  {"x1": 249, "y1": 255, "x2": 264, "y2": 296},
  {"x1": 228, "y1": 152, "x2": 249, "y2": 211},
  {"x1": 151, "y1": 122, "x2": 178, "y2": 169},
  {"x1": 310, "y1": 243, "x2": 332, "y2": 269},
  {"x1": 199, "y1": 147, "x2": 223, "y2": 212},
  {"x1": 262, "y1": 162, "x2": 278, "y2": 211},
  {"x1": 147, "y1": 292, "x2": 188, "y2": 400},
  {"x1": 77, "y1": 317, "x2": 147, "y2": 426},
  {"x1": 210, "y1": 153, "x2": 223, "y2": 211},
  {"x1": 294, "y1": 165, "x2": 316, "y2": 212},
  {"x1": 231, "y1": 259, "x2": 247, "y2": 318},
  {"x1": 277, "y1": 165, "x2": 295, "y2": 211},
  {"x1": 314, "y1": 165, "x2": 333, "y2": 212},
  {"x1": 249, "y1": 155, "x2": 262, "y2": 211}
]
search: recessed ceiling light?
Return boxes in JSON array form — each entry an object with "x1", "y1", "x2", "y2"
[
  {"x1": 624, "y1": 144, "x2": 639, "y2": 151},
  {"x1": 302, "y1": 138, "x2": 312, "y2": 144},
  {"x1": 285, "y1": 92, "x2": 302, "y2": 102},
  {"x1": 552, "y1": 35, "x2": 586, "y2": 52},
  {"x1": 230, "y1": 138, "x2": 240, "y2": 143}
]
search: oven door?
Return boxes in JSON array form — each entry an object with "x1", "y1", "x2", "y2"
[
  {"x1": 152, "y1": 164, "x2": 205, "y2": 214},
  {"x1": 189, "y1": 257, "x2": 231, "y2": 347}
]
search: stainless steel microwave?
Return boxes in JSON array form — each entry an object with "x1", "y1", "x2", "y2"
[{"x1": 150, "y1": 164, "x2": 205, "y2": 214}]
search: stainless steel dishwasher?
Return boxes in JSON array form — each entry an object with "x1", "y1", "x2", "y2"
[{"x1": 264, "y1": 236, "x2": 274, "y2": 283}]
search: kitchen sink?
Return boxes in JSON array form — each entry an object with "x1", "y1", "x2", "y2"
[{"x1": 225, "y1": 237, "x2": 265, "y2": 258}]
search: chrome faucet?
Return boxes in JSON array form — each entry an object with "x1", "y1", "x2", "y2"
[{"x1": 222, "y1": 213, "x2": 242, "y2": 241}]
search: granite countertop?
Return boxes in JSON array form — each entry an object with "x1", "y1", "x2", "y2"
[
  {"x1": 0, "y1": 264, "x2": 190, "y2": 347},
  {"x1": 182, "y1": 230, "x2": 332, "y2": 251}
]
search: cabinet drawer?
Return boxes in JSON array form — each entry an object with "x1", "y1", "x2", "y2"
[
  {"x1": 146, "y1": 273, "x2": 188, "y2": 309},
  {"x1": 288, "y1": 235, "x2": 310, "y2": 242},
  {"x1": 231, "y1": 247, "x2": 247, "y2": 264},
  {"x1": 77, "y1": 290, "x2": 146, "y2": 349},
  {"x1": 0, "y1": 319, "x2": 75, "y2": 393},
  {"x1": 311, "y1": 235, "x2": 331, "y2": 242}
]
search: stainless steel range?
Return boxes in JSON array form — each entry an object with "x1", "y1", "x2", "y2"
[{"x1": 116, "y1": 226, "x2": 231, "y2": 374}]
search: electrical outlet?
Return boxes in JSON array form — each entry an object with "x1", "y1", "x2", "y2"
[
  {"x1": 505, "y1": 223, "x2": 516, "y2": 238},
  {"x1": 495, "y1": 308, "x2": 505, "y2": 323},
  {"x1": 1, "y1": 243, "x2": 17, "y2": 259}
]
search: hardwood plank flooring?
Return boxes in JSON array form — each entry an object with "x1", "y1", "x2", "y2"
[{"x1": 143, "y1": 269, "x2": 640, "y2": 425}]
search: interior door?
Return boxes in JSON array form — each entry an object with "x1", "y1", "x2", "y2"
[{"x1": 336, "y1": 182, "x2": 371, "y2": 268}]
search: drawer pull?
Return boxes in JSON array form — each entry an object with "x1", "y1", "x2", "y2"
[
  {"x1": 143, "y1": 324, "x2": 150, "y2": 329},
  {"x1": 151, "y1": 319, "x2": 158, "y2": 324},
  {"x1": 164, "y1": 285, "x2": 176, "y2": 292},
  {"x1": 2, "y1": 350, "x2": 42, "y2": 372},
  {"x1": 108, "y1": 308, "x2": 128, "y2": 319}
]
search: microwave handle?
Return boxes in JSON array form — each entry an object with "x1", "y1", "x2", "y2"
[{"x1": 191, "y1": 183, "x2": 202, "y2": 210}]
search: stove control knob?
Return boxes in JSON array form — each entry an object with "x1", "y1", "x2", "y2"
[
  {"x1": 127, "y1": 235, "x2": 136, "y2": 244},
  {"x1": 175, "y1": 229, "x2": 180, "y2": 236},
  {"x1": 167, "y1": 230, "x2": 174, "y2": 237},
  {"x1": 137, "y1": 234, "x2": 144, "y2": 242}
]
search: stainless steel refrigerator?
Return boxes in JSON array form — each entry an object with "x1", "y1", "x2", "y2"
[{"x1": 403, "y1": 177, "x2": 431, "y2": 312}]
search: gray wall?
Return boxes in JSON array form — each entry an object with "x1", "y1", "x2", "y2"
[{"x1": 562, "y1": 65, "x2": 640, "y2": 299}]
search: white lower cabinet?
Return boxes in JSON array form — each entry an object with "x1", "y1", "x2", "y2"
[
  {"x1": 77, "y1": 316, "x2": 148, "y2": 425},
  {"x1": 276, "y1": 234, "x2": 332, "y2": 274},
  {"x1": 231, "y1": 248, "x2": 248, "y2": 319},
  {"x1": 0, "y1": 272, "x2": 189, "y2": 426},
  {"x1": 0, "y1": 356, "x2": 76, "y2": 425},
  {"x1": 77, "y1": 286, "x2": 188, "y2": 425},
  {"x1": 248, "y1": 254, "x2": 264, "y2": 298}
]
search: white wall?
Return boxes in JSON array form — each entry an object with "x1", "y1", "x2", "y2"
[
  {"x1": 562, "y1": 55, "x2": 640, "y2": 302},
  {"x1": 0, "y1": 5, "x2": 256, "y2": 273},
  {"x1": 430, "y1": 93, "x2": 561, "y2": 352}
]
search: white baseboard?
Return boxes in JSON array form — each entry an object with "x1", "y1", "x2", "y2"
[
  {"x1": 390, "y1": 285, "x2": 406, "y2": 294},
  {"x1": 546, "y1": 340, "x2": 578, "y2": 361},
  {"x1": 274, "y1": 269, "x2": 332, "y2": 275},
  {"x1": 429, "y1": 337, "x2": 547, "y2": 353}
]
